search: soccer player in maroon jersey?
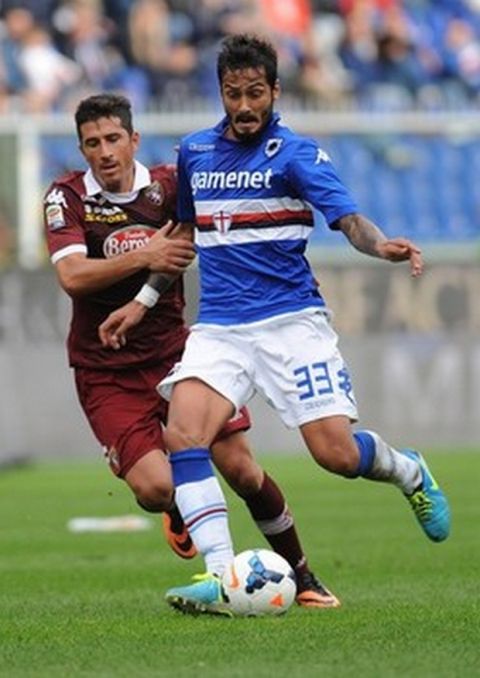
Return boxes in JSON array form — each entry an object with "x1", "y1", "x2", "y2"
[{"x1": 43, "y1": 93, "x2": 339, "y2": 609}]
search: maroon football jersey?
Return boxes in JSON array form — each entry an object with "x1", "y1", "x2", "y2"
[{"x1": 44, "y1": 164, "x2": 188, "y2": 369}]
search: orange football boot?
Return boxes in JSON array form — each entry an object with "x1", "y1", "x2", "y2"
[
  {"x1": 162, "y1": 507, "x2": 197, "y2": 560},
  {"x1": 295, "y1": 571, "x2": 341, "y2": 608}
]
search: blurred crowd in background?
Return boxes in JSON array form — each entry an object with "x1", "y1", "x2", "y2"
[{"x1": 1, "y1": 0, "x2": 480, "y2": 113}]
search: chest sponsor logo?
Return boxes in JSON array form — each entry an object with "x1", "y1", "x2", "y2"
[
  {"x1": 191, "y1": 168, "x2": 273, "y2": 195},
  {"x1": 85, "y1": 204, "x2": 128, "y2": 224},
  {"x1": 144, "y1": 180, "x2": 164, "y2": 206},
  {"x1": 103, "y1": 224, "x2": 157, "y2": 258},
  {"x1": 45, "y1": 188, "x2": 67, "y2": 208},
  {"x1": 213, "y1": 210, "x2": 232, "y2": 233}
]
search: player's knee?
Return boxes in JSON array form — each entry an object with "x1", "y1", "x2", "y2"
[
  {"x1": 131, "y1": 479, "x2": 174, "y2": 513},
  {"x1": 164, "y1": 421, "x2": 209, "y2": 451},
  {"x1": 311, "y1": 441, "x2": 359, "y2": 477}
]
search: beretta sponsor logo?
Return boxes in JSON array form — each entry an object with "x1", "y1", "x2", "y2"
[{"x1": 103, "y1": 224, "x2": 157, "y2": 258}]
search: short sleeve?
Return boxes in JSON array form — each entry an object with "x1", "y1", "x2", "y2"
[
  {"x1": 286, "y1": 138, "x2": 358, "y2": 228},
  {"x1": 43, "y1": 183, "x2": 87, "y2": 262}
]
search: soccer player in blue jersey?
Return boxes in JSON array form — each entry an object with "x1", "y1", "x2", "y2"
[{"x1": 100, "y1": 33, "x2": 450, "y2": 616}]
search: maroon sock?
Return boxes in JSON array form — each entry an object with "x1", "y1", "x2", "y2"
[{"x1": 244, "y1": 472, "x2": 309, "y2": 577}]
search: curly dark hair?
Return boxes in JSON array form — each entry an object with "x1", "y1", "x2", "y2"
[{"x1": 217, "y1": 34, "x2": 278, "y2": 88}]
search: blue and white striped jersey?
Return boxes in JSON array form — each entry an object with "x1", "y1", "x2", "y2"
[{"x1": 177, "y1": 113, "x2": 358, "y2": 325}]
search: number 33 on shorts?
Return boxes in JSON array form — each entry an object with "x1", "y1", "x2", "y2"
[{"x1": 293, "y1": 360, "x2": 358, "y2": 422}]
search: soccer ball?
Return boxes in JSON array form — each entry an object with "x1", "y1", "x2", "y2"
[{"x1": 222, "y1": 549, "x2": 297, "y2": 617}]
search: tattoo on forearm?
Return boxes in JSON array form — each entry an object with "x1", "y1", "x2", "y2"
[{"x1": 336, "y1": 214, "x2": 387, "y2": 257}]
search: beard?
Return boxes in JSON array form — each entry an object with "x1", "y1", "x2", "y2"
[{"x1": 228, "y1": 105, "x2": 274, "y2": 142}]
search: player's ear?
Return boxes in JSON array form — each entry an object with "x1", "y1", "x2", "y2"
[
  {"x1": 273, "y1": 79, "x2": 280, "y2": 102},
  {"x1": 132, "y1": 131, "x2": 140, "y2": 151}
]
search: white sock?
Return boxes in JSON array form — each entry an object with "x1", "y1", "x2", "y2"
[
  {"x1": 363, "y1": 430, "x2": 422, "y2": 494},
  {"x1": 175, "y1": 476, "x2": 234, "y2": 576},
  {"x1": 172, "y1": 455, "x2": 234, "y2": 577}
]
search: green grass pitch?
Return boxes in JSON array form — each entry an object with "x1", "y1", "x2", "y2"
[{"x1": 1, "y1": 450, "x2": 479, "y2": 678}]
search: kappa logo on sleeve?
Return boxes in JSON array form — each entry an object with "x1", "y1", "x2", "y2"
[
  {"x1": 45, "y1": 187, "x2": 68, "y2": 208},
  {"x1": 315, "y1": 148, "x2": 331, "y2": 164},
  {"x1": 45, "y1": 204, "x2": 66, "y2": 230}
]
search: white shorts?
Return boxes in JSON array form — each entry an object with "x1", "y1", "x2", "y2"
[{"x1": 159, "y1": 309, "x2": 358, "y2": 429}]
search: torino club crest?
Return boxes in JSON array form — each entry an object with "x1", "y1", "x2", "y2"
[
  {"x1": 144, "y1": 181, "x2": 164, "y2": 206},
  {"x1": 213, "y1": 210, "x2": 232, "y2": 233}
]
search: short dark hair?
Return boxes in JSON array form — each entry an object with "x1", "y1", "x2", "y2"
[
  {"x1": 217, "y1": 34, "x2": 278, "y2": 88},
  {"x1": 75, "y1": 94, "x2": 133, "y2": 140}
]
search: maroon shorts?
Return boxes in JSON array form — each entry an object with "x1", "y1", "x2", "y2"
[{"x1": 75, "y1": 364, "x2": 251, "y2": 478}]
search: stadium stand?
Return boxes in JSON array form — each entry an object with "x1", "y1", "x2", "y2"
[
  {"x1": 2, "y1": 1, "x2": 480, "y2": 112},
  {"x1": 1, "y1": 0, "x2": 480, "y2": 254}
]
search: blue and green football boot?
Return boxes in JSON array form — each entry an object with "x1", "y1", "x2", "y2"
[
  {"x1": 401, "y1": 449, "x2": 450, "y2": 542},
  {"x1": 165, "y1": 573, "x2": 232, "y2": 617}
]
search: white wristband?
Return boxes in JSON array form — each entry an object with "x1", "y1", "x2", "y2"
[{"x1": 134, "y1": 284, "x2": 160, "y2": 308}]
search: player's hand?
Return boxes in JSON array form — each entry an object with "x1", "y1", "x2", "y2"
[
  {"x1": 143, "y1": 221, "x2": 195, "y2": 274},
  {"x1": 98, "y1": 301, "x2": 147, "y2": 350},
  {"x1": 377, "y1": 238, "x2": 423, "y2": 277}
]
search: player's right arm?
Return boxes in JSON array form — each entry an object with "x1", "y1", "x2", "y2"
[
  {"x1": 44, "y1": 183, "x2": 195, "y2": 298},
  {"x1": 54, "y1": 221, "x2": 195, "y2": 297}
]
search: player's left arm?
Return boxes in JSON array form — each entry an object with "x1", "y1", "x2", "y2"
[
  {"x1": 334, "y1": 213, "x2": 424, "y2": 278},
  {"x1": 99, "y1": 222, "x2": 195, "y2": 349},
  {"x1": 287, "y1": 139, "x2": 423, "y2": 278}
]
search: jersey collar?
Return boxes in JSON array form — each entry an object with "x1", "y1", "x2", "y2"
[{"x1": 83, "y1": 160, "x2": 151, "y2": 198}]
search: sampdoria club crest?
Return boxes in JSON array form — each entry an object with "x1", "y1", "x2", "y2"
[
  {"x1": 265, "y1": 138, "x2": 283, "y2": 158},
  {"x1": 213, "y1": 210, "x2": 232, "y2": 233}
]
